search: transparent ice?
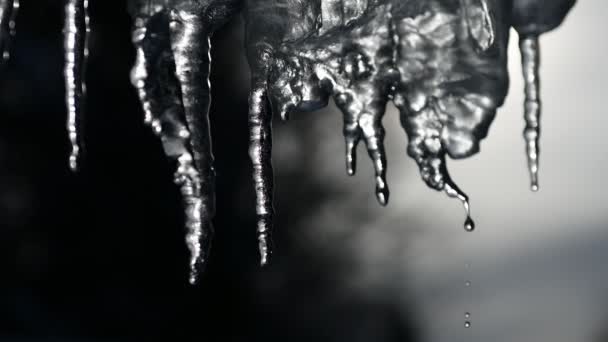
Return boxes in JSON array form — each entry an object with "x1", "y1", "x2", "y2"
[{"x1": 0, "y1": 0, "x2": 577, "y2": 283}]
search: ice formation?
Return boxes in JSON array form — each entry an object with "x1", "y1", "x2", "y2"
[{"x1": 0, "y1": 0, "x2": 576, "y2": 283}]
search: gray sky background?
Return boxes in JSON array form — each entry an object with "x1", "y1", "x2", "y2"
[{"x1": 273, "y1": 1, "x2": 608, "y2": 341}]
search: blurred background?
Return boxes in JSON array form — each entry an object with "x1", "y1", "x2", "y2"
[{"x1": 0, "y1": 0, "x2": 605, "y2": 341}]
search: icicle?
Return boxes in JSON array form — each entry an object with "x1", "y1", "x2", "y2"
[
  {"x1": 248, "y1": 51, "x2": 275, "y2": 266},
  {"x1": 177, "y1": 156, "x2": 209, "y2": 285},
  {"x1": 360, "y1": 113, "x2": 389, "y2": 206},
  {"x1": 168, "y1": 9, "x2": 216, "y2": 283},
  {"x1": 130, "y1": 9, "x2": 214, "y2": 284},
  {"x1": 0, "y1": 0, "x2": 18, "y2": 61},
  {"x1": 519, "y1": 35, "x2": 541, "y2": 192},
  {"x1": 64, "y1": 0, "x2": 90, "y2": 171}
]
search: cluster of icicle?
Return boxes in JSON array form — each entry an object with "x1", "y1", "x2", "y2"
[{"x1": 0, "y1": 0, "x2": 576, "y2": 284}]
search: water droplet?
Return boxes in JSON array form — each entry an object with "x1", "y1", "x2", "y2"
[
  {"x1": 465, "y1": 280, "x2": 471, "y2": 287},
  {"x1": 465, "y1": 312, "x2": 470, "y2": 319},
  {"x1": 464, "y1": 216, "x2": 475, "y2": 232},
  {"x1": 464, "y1": 321, "x2": 471, "y2": 328}
]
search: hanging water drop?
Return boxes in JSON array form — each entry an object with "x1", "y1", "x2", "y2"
[{"x1": 464, "y1": 216, "x2": 475, "y2": 232}]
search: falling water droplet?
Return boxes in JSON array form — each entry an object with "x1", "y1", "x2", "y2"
[
  {"x1": 465, "y1": 312, "x2": 471, "y2": 319},
  {"x1": 465, "y1": 280, "x2": 471, "y2": 287},
  {"x1": 464, "y1": 321, "x2": 471, "y2": 328}
]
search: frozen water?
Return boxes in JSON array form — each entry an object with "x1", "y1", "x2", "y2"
[{"x1": 0, "y1": 0, "x2": 577, "y2": 282}]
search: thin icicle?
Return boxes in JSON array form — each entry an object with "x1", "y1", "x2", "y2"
[
  {"x1": 0, "y1": 0, "x2": 18, "y2": 61},
  {"x1": 168, "y1": 10, "x2": 216, "y2": 283},
  {"x1": 520, "y1": 35, "x2": 541, "y2": 192},
  {"x1": 64, "y1": 0, "x2": 90, "y2": 171},
  {"x1": 248, "y1": 70, "x2": 275, "y2": 266}
]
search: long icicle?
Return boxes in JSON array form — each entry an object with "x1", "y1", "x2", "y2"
[
  {"x1": 64, "y1": 0, "x2": 90, "y2": 171},
  {"x1": 169, "y1": 10, "x2": 215, "y2": 284},
  {"x1": 520, "y1": 35, "x2": 541, "y2": 192},
  {"x1": 249, "y1": 61, "x2": 275, "y2": 266}
]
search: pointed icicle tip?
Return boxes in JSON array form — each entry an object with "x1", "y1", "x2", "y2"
[
  {"x1": 257, "y1": 214, "x2": 273, "y2": 266},
  {"x1": 369, "y1": 144, "x2": 389, "y2": 206},
  {"x1": 520, "y1": 35, "x2": 542, "y2": 193},
  {"x1": 363, "y1": 120, "x2": 389, "y2": 207},
  {"x1": 375, "y1": 184, "x2": 389, "y2": 206},
  {"x1": 345, "y1": 138, "x2": 358, "y2": 176}
]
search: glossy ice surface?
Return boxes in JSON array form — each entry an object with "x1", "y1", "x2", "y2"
[{"x1": 0, "y1": 0, "x2": 577, "y2": 282}]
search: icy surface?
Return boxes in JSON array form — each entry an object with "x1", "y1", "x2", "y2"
[{"x1": 21, "y1": 0, "x2": 575, "y2": 280}]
